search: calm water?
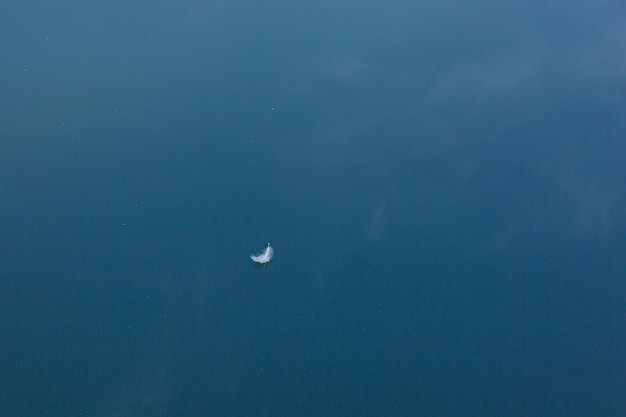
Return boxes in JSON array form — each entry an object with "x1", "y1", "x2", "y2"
[{"x1": 1, "y1": 1, "x2": 625, "y2": 416}]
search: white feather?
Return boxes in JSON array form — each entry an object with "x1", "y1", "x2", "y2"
[{"x1": 250, "y1": 242, "x2": 274, "y2": 264}]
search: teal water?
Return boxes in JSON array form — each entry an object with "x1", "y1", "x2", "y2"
[{"x1": 1, "y1": 1, "x2": 625, "y2": 416}]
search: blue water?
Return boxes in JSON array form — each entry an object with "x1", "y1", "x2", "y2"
[{"x1": 1, "y1": 1, "x2": 625, "y2": 416}]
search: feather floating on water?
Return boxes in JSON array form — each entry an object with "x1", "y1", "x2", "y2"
[{"x1": 251, "y1": 242, "x2": 274, "y2": 264}]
